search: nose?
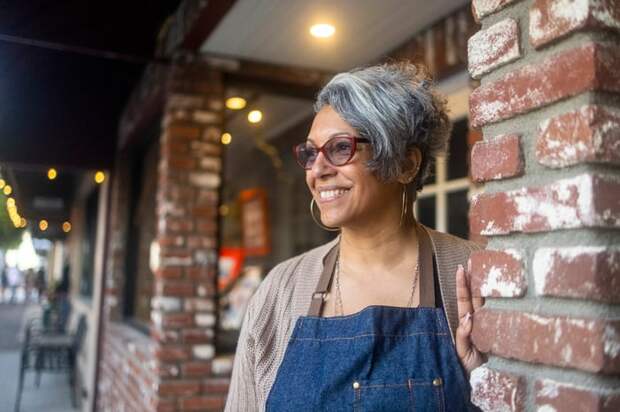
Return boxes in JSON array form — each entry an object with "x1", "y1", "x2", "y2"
[{"x1": 309, "y1": 151, "x2": 335, "y2": 179}]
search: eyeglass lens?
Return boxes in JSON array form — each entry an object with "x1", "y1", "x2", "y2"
[{"x1": 297, "y1": 137, "x2": 355, "y2": 169}]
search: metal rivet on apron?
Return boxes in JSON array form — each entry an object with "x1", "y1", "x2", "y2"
[
  {"x1": 432, "y1": 377, "x2": 443, "y2": 386},
  {"x1": 352, "y1": 381, "x2": 360, "y2": 389}
]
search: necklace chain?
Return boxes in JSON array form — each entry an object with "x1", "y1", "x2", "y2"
[{"x1": 334, "y1": 250, "x2": 420, "y2": 317}]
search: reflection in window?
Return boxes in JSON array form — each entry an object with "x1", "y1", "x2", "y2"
[
  {"x1": 448, "y1": 118, "x2": 469, "y2": 180},
  {"x1": 447, "y1": 190, "x2": 469, "y2": 240},
  {"x1": 417, "y1": 196, "x2": 436, "y2": 229}
]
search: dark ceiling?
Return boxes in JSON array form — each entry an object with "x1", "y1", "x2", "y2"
[
  {"x1": 0, "y1": 0, "x2": 180, "y2": 169},
  {"x1": 0, "y1": 1, "x2": 180, "y2": 239}
]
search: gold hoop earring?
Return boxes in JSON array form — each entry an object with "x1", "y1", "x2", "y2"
[
  {"x1": 310, "y1": 198, "x2": 340, "y2": 232},
  {"x1": 400, "y1": 186, "x2": 408, "y2": 227}
]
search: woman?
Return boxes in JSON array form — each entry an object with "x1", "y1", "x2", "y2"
[{"x1": 226, "y1": 62, "x2": 485, "y2": 411}]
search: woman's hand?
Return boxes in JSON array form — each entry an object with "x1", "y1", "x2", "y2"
[{"x1": 455, "y1": 261, "x2": 486, "y2": 375}]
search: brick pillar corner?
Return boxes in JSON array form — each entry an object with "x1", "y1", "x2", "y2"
[
  {"x1": 467, "y1": 0, "x2": 620, "y2": 411},
  {"x1": 151, "y1": 61, "x2": 227, "y2": 411}
]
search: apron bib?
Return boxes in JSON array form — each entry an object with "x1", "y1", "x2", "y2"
[{"x1": 266, "y1": 225, "x2": 478, "y2": 411}]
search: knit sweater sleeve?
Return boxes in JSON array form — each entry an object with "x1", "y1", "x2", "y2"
[{"x1": 224, "y1": 290, "x2": 259, "y2": 412}]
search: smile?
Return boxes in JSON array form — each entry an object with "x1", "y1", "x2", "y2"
[{"x1": 318, "y1": 188, "x2": 350, "y2": 201}]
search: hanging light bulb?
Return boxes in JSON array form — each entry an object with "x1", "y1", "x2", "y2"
[
  {"x1": 62, "y1": 221, "x2": 72, "y2": 233},
  {"x1": 39, "y1": 219, "x2": 48, "y2": 231},
  {"x1": 225, "y1": 97, "x2": 247, "y2": 110},
  {"x1": 248, "y1": 110, "x2": 263, "y2": 124},
  {"x1": 221, "y1": 133, "x2": 232, "y2": 145},
  {"x1": 94, "y1": 171, "x2": 106, "y2": 184}
]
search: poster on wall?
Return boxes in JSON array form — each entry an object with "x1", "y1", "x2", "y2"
[
  {"x1": 239, "y1": 188, "x2": 270, "y2": 256},
  {"x1": 218, "y1": 247, "x2": 244, "y2": 292}
]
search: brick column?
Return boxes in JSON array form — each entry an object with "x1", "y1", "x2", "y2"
[
  {"x1": 151, "y1": 62, "x2": 226, "y2": 412},
  {"x1": 467, "y1": 1, "x2": 620, "y2": 410}
]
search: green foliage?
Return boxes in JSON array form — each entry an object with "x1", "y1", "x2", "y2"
[{"x1": 0, "y1": 202, "x2": 23, "y2": 250}]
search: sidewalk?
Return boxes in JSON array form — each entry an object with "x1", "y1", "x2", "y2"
[{"x1": 0, "y1": 302, "x2": 76, "y2": 412}]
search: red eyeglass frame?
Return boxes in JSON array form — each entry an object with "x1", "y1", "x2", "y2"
[{"x1": 293, "y1": 135, "x2": 370, "y2": 170}]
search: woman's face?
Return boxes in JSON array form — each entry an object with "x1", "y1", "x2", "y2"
[{"x1": 305, "y1": 106, "x2": 401, "y2": 229}]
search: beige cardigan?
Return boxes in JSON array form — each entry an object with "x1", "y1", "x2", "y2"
[{"x1": 225, "y1": 227, "x2": 482, "y2": 411}]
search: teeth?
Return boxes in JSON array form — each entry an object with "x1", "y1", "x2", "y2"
[{"x1": 319, "y1": 189, "x2": 349, "y2": 200}]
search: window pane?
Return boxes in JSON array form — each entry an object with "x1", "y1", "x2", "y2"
[
  {"x1": 447, "y1": 118, "x2": 469, "y2": 180},
  {"x1": 79, "y1": 188, "x2": 99, "y2": 297},
  {"x1": 447, "y1": 189, "x2": 469, "y2": 239},
  {"x1": 417, "y1": 196, "x2": 436, "y2": 229}
]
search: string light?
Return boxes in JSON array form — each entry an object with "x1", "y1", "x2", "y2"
[
  {"x1": 0, "y1": 179, "x2": 5, "y2": 189},
  {"x1": 20, "y1": 218, "x2": 26, "y2": 228},
  {"x1": 3, "y1": 185, "x2": 12, "y2": 195},
  {"x1": 6, "y1": 197, "x2": 15, "y2": 208},
  {"x1": 94, "y1": 171, "x2": 106, "y2": 184},
  {"x1": 62, "y1": 221, "x2": 72, "y2": 233},
  {"x1": 39, "y1": 219, "x2": 48, "y2": 231},
  {"x1": 47, "y1": 168, "x2": 57, "y2": 180}
]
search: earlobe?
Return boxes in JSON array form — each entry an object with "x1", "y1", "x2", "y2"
[{"x1": 397, "y1": 147, "x2": 422, "y2": 184}]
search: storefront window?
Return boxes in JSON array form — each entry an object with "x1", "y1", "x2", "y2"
[
  {"x1": 415, "y1": 117, "x2": 474, "y2": 238},
  {"x1": 79, "y1": 187, "x2": 99, "y2": 298},
  {"x1": 124, "y1": 139, "x2": 158, "y2": 330}
]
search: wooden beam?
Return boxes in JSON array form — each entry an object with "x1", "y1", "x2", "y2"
[
  {"x1": 181, "y1": 0, "x2": 238, "y2": 50},
  {"x1": 221, "y1": 58, "x2": 333, "y2": 99}
]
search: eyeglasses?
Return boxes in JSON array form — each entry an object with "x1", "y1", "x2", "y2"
[{"x1": 293, "y1": 135, "x2": 370, "y2": 170}]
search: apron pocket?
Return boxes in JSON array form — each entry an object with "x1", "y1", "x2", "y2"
[{"x1": 352, "y1": 378, "x2": 445, "y2": 412}]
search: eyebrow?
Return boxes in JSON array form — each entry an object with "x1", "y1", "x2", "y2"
[{"x1": 306, "y1": 132, "x2": 354, "y2": 145}]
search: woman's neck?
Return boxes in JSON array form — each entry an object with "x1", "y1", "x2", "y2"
[{"x1": 339, "y1": 219, "x2": 419, "y2": 275}]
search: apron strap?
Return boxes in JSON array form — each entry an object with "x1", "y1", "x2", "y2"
[
  {"x1": 307, "y1": 224, "x2": 436, "y2": 316},
  {"x1": 417, "y1": 224, "x2": 436, "y2": 308},
  {"x1": 307, "y1": 244, "x2": 339, "y2": 317}
]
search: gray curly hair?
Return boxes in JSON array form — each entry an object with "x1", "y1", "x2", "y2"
[{"x1": 314, "y1": 62, "x2": 451, "y2": 192}]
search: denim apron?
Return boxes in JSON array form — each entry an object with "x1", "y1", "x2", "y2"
[{"x1": 266, "y1": 225, "x2": 477, "y2": 411}]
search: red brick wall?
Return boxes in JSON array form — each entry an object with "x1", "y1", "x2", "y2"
[
  {"x1": 97, "y1": 62, "x2": 227, "y2": 412},
  {"x1": 467, "y1": 0, "x2": 620, "y2": 410},
  {"x1": 150, "y1": 63, "x2": 227, "y2": 412}
]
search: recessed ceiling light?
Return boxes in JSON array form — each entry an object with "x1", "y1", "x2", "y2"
[
  {"x1": 310, "y1": 23, "x2": 335, "y2": 38},
  {"x1": 248, "y1": 110, "x2": 263, "y2": 124},
  {"x1": 226, "y1": 97, "x2": 247, "y2": 110}
]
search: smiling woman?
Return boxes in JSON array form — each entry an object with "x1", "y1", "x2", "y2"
[{"x1": 225, "y1": 62, "x2": 485, "y2": 412}]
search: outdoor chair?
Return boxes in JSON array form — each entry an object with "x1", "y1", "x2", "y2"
[{"x1": 14, "y1": 314, "x2": 87, "y2": 412}]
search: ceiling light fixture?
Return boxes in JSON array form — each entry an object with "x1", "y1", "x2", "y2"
[
  {"x1": 248, "y1": 110, "x2": 263, "y2": 124},
  {"x1": 221, "y1": 133, "x2": 232, "y2": 145},
  {"x1": 310, "y1": 23, "x2": 335, "y2": 38},
  {"x1": 225, "y1": 97, "x2": 247, "y2": 110},
  {"x1": 47, "y1": 168, "x2": 57, "y2": 180}
]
